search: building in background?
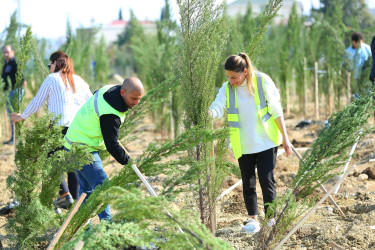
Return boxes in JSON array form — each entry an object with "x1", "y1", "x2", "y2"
[
  {"x1": 95, "y1": 19, "x2": 156, "y2": 44},
  {"x1": 78, "y1": 10, "x2": 156, "y2": 45},
  {"x1": 226, "y1": 0, "x2": 303, "y2": 24}
]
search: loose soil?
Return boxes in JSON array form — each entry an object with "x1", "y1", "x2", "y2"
[{"x1": 0, "y1": 113, "x2": 374, "y2": 249}]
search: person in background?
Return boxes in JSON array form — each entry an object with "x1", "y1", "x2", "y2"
[
  {"x1": 370, "y1": 36, "x2": 375, "y2": 85},
  {"x1": 345, "y1": 32, "x2": 372, "y2": 79},
  {"x1": 209, "y1": 53, "x2": 292, "y2": 233},
  {"x1": 11, "y1": 51, "x2": 92, "y2": 209},
  {"x1": 2, "y1": 45, "x2": 27, "y2": 145}
]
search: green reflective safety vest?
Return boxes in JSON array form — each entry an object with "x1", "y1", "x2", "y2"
[
  {"x1": 226, "y1": 72, "x2": 283, "y2": 159},
  {"x1": 64, "y1": 85, "x2": 127, "y2": 152}
]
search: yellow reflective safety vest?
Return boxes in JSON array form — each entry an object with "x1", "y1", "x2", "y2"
[
  {"x1": 226, "y1": 72, "x2": 283, "y2": 159},
  {"x1": 64, "y1": 85, "x2": 127, "y2": 152}
]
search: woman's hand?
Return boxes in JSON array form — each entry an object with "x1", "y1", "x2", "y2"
[
  {"x1": 283, "y1": 137, "x2": 292, "y2": 157},
  {"x1": 11, "y1": 113, "x2": 24, "y2": 124}
]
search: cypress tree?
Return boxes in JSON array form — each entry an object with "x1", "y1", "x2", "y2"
[
  {"x1": 93, "y1": 35, "x2": 110, "y2": 89},
  {"x1": 57, "y1": 119, "x2": 229, "y2": 248},
  {"x1": 174, "y1": 0, "x2": 228, "y2": 230},
  {"x1": 61, "y1": 20, "x2": 96, "y2": 86},
  {"x1": 130, "y1": 0, "x2": 180, "y2": 138},
  {"x1": 7, "y1": 113, "x2": 91, "y2": 249},
  {"x1": 61, "y1": 187, "x2": 233, "y2": 249}
]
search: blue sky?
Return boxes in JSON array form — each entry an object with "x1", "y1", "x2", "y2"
[{"x1": 0, "y1": 0, "x2": 372, "y2": 41}]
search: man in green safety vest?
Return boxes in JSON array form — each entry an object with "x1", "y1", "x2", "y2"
[{"x1": 64, "y1": 77, "x2": 144, "y2": 221}]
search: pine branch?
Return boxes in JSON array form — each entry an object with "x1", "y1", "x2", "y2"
[{"x1": 247, "y1": 0, "x2": 283, "y2": 62}]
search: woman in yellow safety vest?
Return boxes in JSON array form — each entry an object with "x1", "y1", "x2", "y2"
[{"x1": 209, "y1": 52, "x2": 292, "y2": 233}]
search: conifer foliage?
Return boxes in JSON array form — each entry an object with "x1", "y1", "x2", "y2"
[
  {"x1": 174, "y1": 0, "x2": 229, "y2": 230},
  {"x1": 258, "y1": 90, "x2": 375, "y2": 249},
  {"x1": 58, "y1": 121, "x2": 229, "y2": 248},
  {"x1": 61, "y1": 187, "x2": 232, "y2": 249},
  {"x1": 7, "y1": 113, "x2": 91, "y2": 249}
]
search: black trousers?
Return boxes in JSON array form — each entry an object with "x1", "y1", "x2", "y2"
[
  {"x1": 48, "y1": 127, "x2": 79, "y2": 200},
  {"x1": 238, "y1": 147, "x2": 277, "y2": 216}
]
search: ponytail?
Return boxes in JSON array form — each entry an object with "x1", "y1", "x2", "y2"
[
  {"x1": 50, "y1": 51, "x2": 76, "y2": 93},
  {"x1": 224, "y1": 52, "x2": 255, "y2": 95}
]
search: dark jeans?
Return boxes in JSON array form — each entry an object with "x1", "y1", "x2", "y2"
[
  {"x1": 74, "y1": 151, "x2": 111, "y2": 221},
  {"x1": 238, "y1": 147, "x2": 277, "y2": 216},
  {"x1": 5, "y1": 89, "x2": 24, "y2": 140},
  {"x1": 48, "y1": 126, "x2": 80, "y2": 200}
]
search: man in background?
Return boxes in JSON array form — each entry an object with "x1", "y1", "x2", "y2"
[
  {"x1": 345, "y1": 32, "x2": 372, "y2": 79},
  {"x1": 1, "y1": 45, "x2": 26, "y2": 145}
]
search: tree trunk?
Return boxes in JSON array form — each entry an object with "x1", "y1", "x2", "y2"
[
  {"x1": 286, "y1": 79, "x2": 290, "y2": 116},
  {"x1": 208, "y1": 126, "x2": 216, "y2": 232},
  {"x1": 347, "y1": 71, "x2": 351, "y2": 105},
  {"x1": 169, "y1": 91, "x2": 175, "y2": 139},
  {"x1": 314, "y1": 61, "x2": 319, "y2": 120},
  {"x1": 303, "y1": 57, "x2": 308, "y2": 116},
  {"x1": 329, "y1": 78, "x2": 334, "y2": 116}
]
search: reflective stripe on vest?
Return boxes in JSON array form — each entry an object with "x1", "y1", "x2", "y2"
[
  {"x1": 226, "y1": 82, "x2": 242, "y2": 159},
  {"x1": 64, "y1": 85, "x2": 127, "y2": 151},
  {"x1": 94, "y1": 90, "x2": 100, "y2": 117},
  {"x1": 226, "y1": 72, "x2": 282, "y2": 159},
  {"x1": 256, "y1": 73, "x2": 273, "y2": 123},
  {"x1": 64, "y1": 136, "x2": 86, "y2": 146},
  {"x1": 227, "y1": 84, "x2": 240, "y2": 128}
]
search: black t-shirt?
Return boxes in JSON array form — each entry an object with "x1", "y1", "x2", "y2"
[{"x1": 2, "y1": 57, "x2": 18, "y2": 91}]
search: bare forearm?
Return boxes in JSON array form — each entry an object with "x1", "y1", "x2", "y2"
[
  {"x1": 274, "y1": 116, "x2": 292, "y2": 156},
  {"x1": 275, "y1": 116, "x2": 288, "y2": 141}
]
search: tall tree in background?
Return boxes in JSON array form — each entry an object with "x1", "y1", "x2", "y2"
[
  {"x1": 278, "y1": 2, "x2": 302, "y2": 115},
  {"x1": 115, "y1": 10, "x2": 144, "y2": 75},
  {"x1": 318, "y1": 0, "x2": 375, "y2": 29},
  {"x1": 61, "y1": 20, "x2": 96, "y2": 87},
  {"x1": 2, "y1": 12, "x2": 20, "y2": 50},
  {"x1": 156, "y1": 0, "x2": 180, "y2": 137},
  {"x1": 130, "y1": 0, "x2": 180, "y2": 138},
  {"x1": 93, "y1": 35, "x2": 110, "y2": 89},
  {"x1": 320, "y1": 0, "x2": 346, "y2": 114},
  {"x1": 287, "y1": 3, "x2": 304, "y2": 115}
]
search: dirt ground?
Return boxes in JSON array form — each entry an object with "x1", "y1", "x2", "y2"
[
  {"x1": 0, "y1": 110, "x2": 374, "y2": 249},
  {"x1": 214, "y1": 121, "x2": 375, "y2": 250}
]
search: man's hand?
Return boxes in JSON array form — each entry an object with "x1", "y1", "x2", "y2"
[{"x1": 11, "y1": 113, "x2": 24, "y2": 124}]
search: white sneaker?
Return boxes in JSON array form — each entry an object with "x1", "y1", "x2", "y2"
[
  {"x1": 241, "y1": 219, "x2": 260, "y2": 233},
  {"x1": 266, "y1": 218, "x2": 276, "y2": 227}
]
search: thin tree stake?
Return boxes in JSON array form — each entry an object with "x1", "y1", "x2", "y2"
[
  {"x1": 124, "y1": 149, "x2": 185, "y2": 234},
  {"x1": 73, "y1": 240, "x2": 85, "y2": 250},
  {"x1": 334, "y1": 139, "x2": 359, "y2": 194},
  {"x1": 330, "y1": 241, "x2": 346, "y2": 250},
  {"x1": 47, "y1": 193, "x2": 87, "y2": 250},
  {"x1": 129, "y1": 161, "x2": 196, "y2": 249},
  {"x1": 274, "y1": 164, "x2": 357, "y2": 250},
  {"x1": 291, "y1": 145, "x2": 345, "y2": 216}
]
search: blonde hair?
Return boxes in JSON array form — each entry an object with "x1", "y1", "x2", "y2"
[{"x1": 224, "y1": 52, "x2": 255, "y2": 95}]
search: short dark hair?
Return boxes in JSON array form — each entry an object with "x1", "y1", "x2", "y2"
[{"x1": 351, "y1": 32, "x2": 363, "y2": 42}]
